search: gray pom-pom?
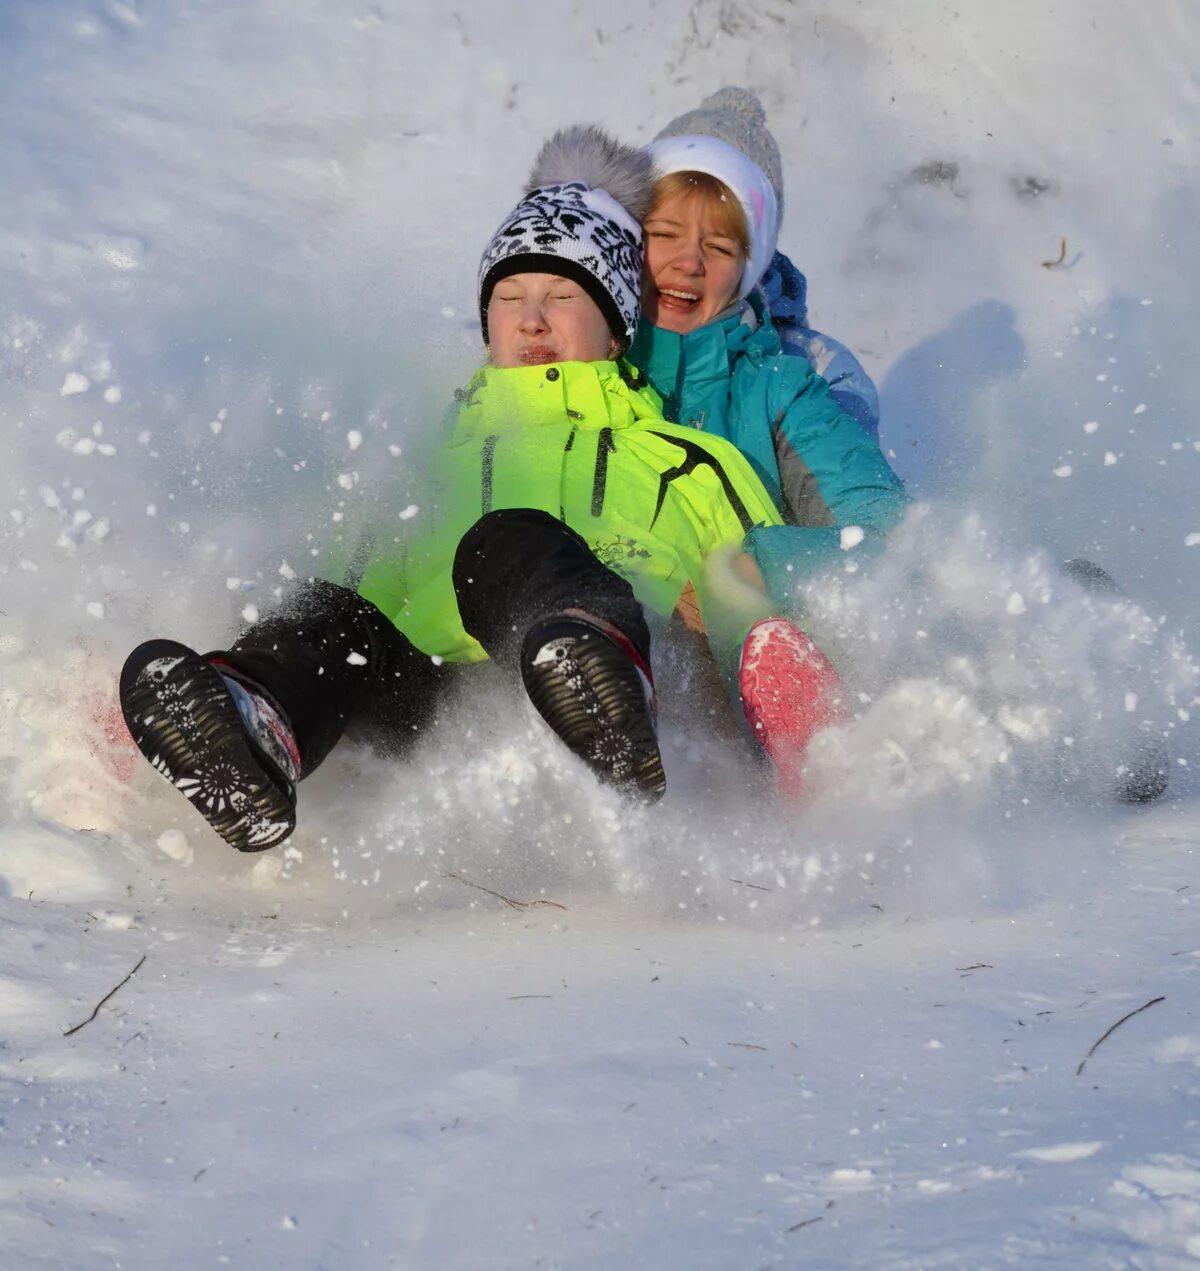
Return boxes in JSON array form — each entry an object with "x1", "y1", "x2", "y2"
[
  {"x1": 699, "y1": 86, "x2": 767, "y2": 124},
  {"x1": 527, "y1": 124, "x2": 656, "y2": 221}
]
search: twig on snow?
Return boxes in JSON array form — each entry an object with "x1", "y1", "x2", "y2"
[
  {"x1": 63, "y1": 954, "x2": 147, "y2": 1037},
  {"x1": 787, "y1": 1215, "x2": 824, "y2": 1233},
  {"x1": 442, "y1": 871, "x2": 566, "y2": 912},
  {"x1": 729, "y1": 878, "x2": 773, "y2": 892},
  {"x1": 1075, "y1": 995, "x2": 1165, "y2": 1076},
  {"x1": 1042, "y1": 237, "x2": 1068, "y2": 269}
]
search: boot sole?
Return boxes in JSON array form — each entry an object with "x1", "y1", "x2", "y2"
[
  {"x1": 739, "y1": 618, "x2": 846, "y2": 796},
  {"x1": 521, "y1": 623, "x2": 666, "y2": 802},
  {"x1": 119, "y1": 640, "x2": 296, "y2": 851}
]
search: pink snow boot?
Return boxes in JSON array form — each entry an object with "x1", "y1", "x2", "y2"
[{"x1": 738, "y1": 617, "x2": 846, "y2": 799}]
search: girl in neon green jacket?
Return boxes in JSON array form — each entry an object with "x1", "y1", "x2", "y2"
[
  {"x1": 358, "y1": 354, "x2": 783, "y2": 664},
  {"x1": 117, "y1": 125, "x2": 840, "y2": 855}
]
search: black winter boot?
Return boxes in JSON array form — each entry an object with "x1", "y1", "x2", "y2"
[
  {"x1": 119, "y1": 639, "x2": 300, "y2": 851},
  {"x1": 520, "y1": 613, "x2": 666, "y2": 802}
]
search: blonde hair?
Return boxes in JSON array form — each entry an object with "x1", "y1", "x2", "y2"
[{"x1": 646, "y1": 171, "x2": 751, "y2": 255}]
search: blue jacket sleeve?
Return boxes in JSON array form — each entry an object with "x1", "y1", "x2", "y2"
[
  {"x1": 759, "y1": 250, "x2": 881, "y2": 439},
  {"x1": 747, "y1": 356, "x2": 909, "y2": 602},
  {"x1": 745, "y1": 521, "x2": 893, "y2": 606}
]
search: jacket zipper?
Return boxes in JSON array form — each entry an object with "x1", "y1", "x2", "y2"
[{"x1": 591, "y1": 428, "x2": 615, "y2": 517}]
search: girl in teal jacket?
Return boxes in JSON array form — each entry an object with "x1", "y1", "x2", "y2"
[{"x1": 632, "y1": 89, "x2": 909, "y2": 604}]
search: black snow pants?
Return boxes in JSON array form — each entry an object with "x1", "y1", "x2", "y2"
[{"x1": 213, "y1": 509, "x2": 650, "y2": 777}]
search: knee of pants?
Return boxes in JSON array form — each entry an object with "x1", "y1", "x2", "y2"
[{"x1": 453, "y1": 509, "x2": 589, "y2": 585}]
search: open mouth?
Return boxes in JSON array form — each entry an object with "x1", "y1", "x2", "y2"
[{"x1": 656, "y1": 287, "x2": 701, "y2": 313}]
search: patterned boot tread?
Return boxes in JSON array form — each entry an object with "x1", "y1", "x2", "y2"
[
  {"x1": 521, "y1": 616, "x2": 666, "y2": 802},
  {"x1": 119, "y1": 639, "x2": 297, "y2": 852}
]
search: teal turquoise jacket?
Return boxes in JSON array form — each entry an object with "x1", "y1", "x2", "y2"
[{"x1": 628, "y1": 297, "x2": 909, "y2": 602}]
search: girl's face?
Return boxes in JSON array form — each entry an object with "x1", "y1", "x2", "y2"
[
  {"x1": 641, "y1": 189, "x2": 746, "y2": 335},
  {"x1": 487, "y1": 273, "x2": 618, "y2": 368}
]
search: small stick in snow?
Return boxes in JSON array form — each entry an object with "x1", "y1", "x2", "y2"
[
  {"x1": 787, "y1": 1216, "x2": 824, "y2": 1233},
  {"x1": 728, "y1": 1042, "x2": 768, "y2": 1052},
  {"x1": 1037, "y1": 237, "x2": 1072, "y2": 269},
  {"x1": 442, "y1": 871, "x2": 566, "y2": 912},
  {"x1": 1075, "y1": 995, "x2": 1165, "y2": 1076},
  {"x1": 729, "y1": 878, "x2": 773, "y2": 892},
  {"x1": 63, "y1": 954, "x2": 147, "y2": 1037}
]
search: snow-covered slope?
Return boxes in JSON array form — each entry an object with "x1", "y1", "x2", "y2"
[{"x1": 1, "y1": 2, "x2": 1198, "y2": 1267}]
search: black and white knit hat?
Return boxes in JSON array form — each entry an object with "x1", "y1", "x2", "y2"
[{"x1": 478, "y1": 126, "x2": 655, "y2": 351}]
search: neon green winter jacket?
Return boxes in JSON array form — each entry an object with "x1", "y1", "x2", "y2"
[{"x1": 356, "y1": 359, "x2": 783, "y2": 663}]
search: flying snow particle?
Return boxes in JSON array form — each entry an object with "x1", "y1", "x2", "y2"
[
  {"x1": 60, "y1": 372, "x2": 90, "y2": 396},
  {"x1": 1006, "y1": 593, "x2": 1027, "y2": 615},
  {"x1": 1084, "y1": 421, "x2": 1099, "y2": 434},
  {"x1": 347, "y1": 430, "x2": 363, "y2": 451},
  {"x1": 1185, "y1": 533, "x2": 1200, "y2": 548},
  {"x1": 839, "y1": 525, "x2": 865, "y2": 551},
  {"x1": 156, "y1": 829, "x2": 193, "y2": 863},
  {"x1": 346, "y1": 651, "x2": 367, "y2": 666},
  {"x1": 1053, "y1": 465, "x2": 1072, "y2": 478},
  {"x1": 1125, "y1": 692, "x2": 1138, "y2": 713},
  {"x1": 86, "y1": 601, "x2": 105, "y2": 619},
  {"x1": 104, "y1": 385, "x2": 123, "y2": 404},
  {"x1": 1133, "y1": 403, "x2": 1147, "y2": 415},
  {"x1": 279, "y1": 560, "x2": 297, "y2": 580},
  {"x1": 337, "y1": 473, "x2": 356, "y2": 491},
  {"x1": 398, "y1": 504, "x2": 419, "y2": 520},
  {"x1": 241, "y1": 604, "x2": 259, "y2": 624},
  {"x1": 1104, "y1": 452, "x2": 1118, "y2": 466}
]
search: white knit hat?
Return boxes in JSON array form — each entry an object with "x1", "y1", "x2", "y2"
[
  {"x1": 479, "y1": 126, "x2": 655, "y2": 351},
  {"x1": 651, "y1": 87, "x2": 783, "y2": 298}
]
